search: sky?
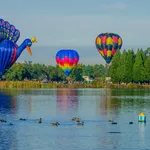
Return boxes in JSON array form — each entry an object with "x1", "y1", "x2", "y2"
[{"x1": 1, "y1": 0, "x2": 150, "y2": 65}]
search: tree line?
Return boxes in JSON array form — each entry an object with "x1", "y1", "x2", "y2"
[
  {"x1": 2, "y1": 48, "x2": 150, "y2": 83},
  {"x1": 3, "y1": 61, "x2": 106, "y2": 82},
  {"x1": 109, "y1": 48, "x2": 150, "y2": 83}
]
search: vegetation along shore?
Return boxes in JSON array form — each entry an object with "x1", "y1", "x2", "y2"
[
  {"x1": 0, "y1": 48, "x2": 150, "y2": 89},
  {"x1": 0, "y1": 81, "x2": 150, "y2": 89}
]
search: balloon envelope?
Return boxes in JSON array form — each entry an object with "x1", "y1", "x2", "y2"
[
  {"x1": 56, "y1": 49, "x2": 79, "y2": 77},
  {"x1": 0, "y1": 18, "x2": 35, "y2": 76},
  {"x1": 0, "y1": 40, "x2": 17, "y2": 75},
  {"x1": 95, "y1": 32, "x2": 122, "y2": 64},
  {"x1": 0, "y1": 18, "x2": 20, "y2": 75}
]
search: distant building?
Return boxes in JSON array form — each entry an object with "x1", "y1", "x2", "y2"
[
  {"x1": 105, "y1": 77, "x2": 111, "y2": 82},
  {"x1": 82, "y1": 76, "x2": 93, "y2": 83},
  {"x1": 24, "y1": 77, "x2": 29, "y2": 81},
  {"x1": 41, "y1": 78, "x2": 48, "y2": 83}
]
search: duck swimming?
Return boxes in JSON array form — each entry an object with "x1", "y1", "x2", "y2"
[
  {"x1": 50, "y1": 122, "x2": 60, "y2": 126},
  {"x1": 129, "y1": 121, "x2": 133, "y2": 124},
  {"x1": 77, "y1": 121, "x2": 84, "y2": 126},
  {"x1": 0, "y1": 119, "x2": 7, "y2": 122},
  {"x1": 36, "y1": 118, "x2": 42, "y2": 123},
  {"x1": 76, "y1": 120, "x2": 80, "y2": 122},
  {"x1": 72, "y1": 117, "x2": 81, "y2": 121},
  {"x1": 108, "y1": 120, "x2": 113, "y2": 122},
  {"x1": 19, "y1": 118, "x2": 26, "y2": 121}
]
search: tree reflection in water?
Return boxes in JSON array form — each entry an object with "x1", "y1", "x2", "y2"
[{"x1": 0, "y1": 90, "x2": 17, "y2": 150}]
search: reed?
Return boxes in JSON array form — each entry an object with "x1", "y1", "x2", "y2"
[{"x1": 0, "y1": 81, "x2": 150, "y2": 89}]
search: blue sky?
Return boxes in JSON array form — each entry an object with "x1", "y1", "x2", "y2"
[{"x1": 1, "y1": 0, "x2": 150, "y2": 65}]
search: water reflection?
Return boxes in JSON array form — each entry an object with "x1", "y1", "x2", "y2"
[
  {"x1": 0, "y1": 88, "x2": 149, "y2": 150},
  {"x1": 0, "y1": 126, "x2": 17, "y2": 150},
  {"x1": 0, "y1": 90, "x2": 17, "y2": 115},
  {"x1": 97, "y1": 88, "x2": 150, "y2": 119},
  {"x1": 0, "y1": 90, "x2": 17, "y2": 150},
  {"x1": 56, "y1": 88, "x2": 78, "y2": 117},
  {"x1": 139, "y1": 122, "x2": 146, "y2": 147},
  {"x1": 96, "y1": 89, "x2": 120, "y2": 121}
]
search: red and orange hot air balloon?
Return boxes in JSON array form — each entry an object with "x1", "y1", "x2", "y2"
[{"x1": 95, "y1": 32, "x2": 122, "y2": 65}]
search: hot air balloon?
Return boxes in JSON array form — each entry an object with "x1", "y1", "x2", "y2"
[
  {"x1": 56, "y1": 49, "x2": 79, "y2": 77},
  {"x1": 95, "y1": 32, "x2": 122, "y2": 64},
  {"x1": 0, "y1": 18, "x2": 37, "y2": 75}
]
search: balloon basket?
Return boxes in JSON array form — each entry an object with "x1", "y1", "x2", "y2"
[{"x1": 106, "y1": 64, "x2": 110, "y2": 68}]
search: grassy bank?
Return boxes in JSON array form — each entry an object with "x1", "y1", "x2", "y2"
[{"x1": 0, "y1": 81, "x2": 150, "y2": 89}]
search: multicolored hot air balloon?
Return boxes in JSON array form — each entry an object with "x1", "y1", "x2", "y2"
[
  {"x1": 0, "y1": 18, "x2": 37, "y2": 75},
  {"x1": 56, "y1": 49, "x2": 79, "y2": 77},
  {"x1": 95, "y1": 32, "x2": 122, "y2": 64}
]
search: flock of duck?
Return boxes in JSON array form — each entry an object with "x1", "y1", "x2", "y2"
[
  {"x1": 20, "y1": 118, "x2": 61, "y2": 126},
  {"x1": 0, "y1": 117, "x2": 133, "y2": 126},
  {"x1": 108, "y1": 120, "x2": 134, "y2": 125},
  {"x1": 0, "y1": 117, "x2": 84, "y2": 126}
]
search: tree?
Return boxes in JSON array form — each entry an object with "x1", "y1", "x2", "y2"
[
  {"x1": 125, "y1": 49, "x2": 135, "y2": 83},
  {"x1": 70, "y1": 64, "x2": 84, "y2": 81},
  {"x1": 140, "y1": 49, "x2": 146, "y2": 63},
  {"x1": 144, "y1": 56, "x2": 150, "y2": 83},
  {"x1": 93, "y1": 64, "x2": 106, "y2": 78},
  {"x1": 109, "y1": 50, "x2": 121, "y2": 83},
  {"x1": 133, "y1": 50, "x2": 147, "y2": 83},
  {"x1": 5, "y1": 63, "x2": 27, "y2": 81},
  {"x1": 117, "y1": 50, "x2": 127, "y2": 82},
  {"x1": 82, "y1": 65, "x2": 93, "y2": 77},
  {"x1": 144, "y1": 47, "x2": 150, "y2": 57}
]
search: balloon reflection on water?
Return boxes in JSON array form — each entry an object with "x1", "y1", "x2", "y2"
[
  {"x1": 0, "y1": 90, "x2": 17, "y2": 114},
  {"x1": 0, "y1": 90, "x2": 17, "y2": 150},
  {"x1": 56, "y1": 88, "x2": 78, "y2": 115}
]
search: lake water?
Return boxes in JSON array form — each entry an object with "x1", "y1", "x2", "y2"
[{"x1": 0, "y1": 88, "x2": 150, "y2": 150}]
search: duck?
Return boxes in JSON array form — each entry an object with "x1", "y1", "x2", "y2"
[
  {"x1": 50, "y1": 122, "x2": 60, "y2": 126},
  {"x1": 76, "y1": 120, "x2": 80, "y2": 122},
  {"x1": 129, "y1": 121, "x2": 133, "y2": 124},
  {"x1": 77, "y1": 121, "x2": 84, "y2": 126},
  {"x1": 108, "y1": 120, "x2": 113, "y2": 122},
  {"x1": 111, "y1": 122, "x2": 117, "y2": 125},
  {"x1": 9, "y1": 123, "x2": 13, "y2": 125},
  {"x1": 108, "y1": 132, "x2": 121, "y2": 134},
  {"x1": 0, "y1": 119, "x2": 7, "y2": 122},
  {"x1": 36, "y1": 118, "x2": 42, "y2": 123},
  {"x1": 19, "y1": 118, "x2": 26, "y2": 121},
  {"x1": 72, "y1": 117, "x2": 81, "y2": 121}
]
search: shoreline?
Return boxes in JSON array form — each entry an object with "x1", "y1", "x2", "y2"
[{"x1": 0, "y1": 81, "x2": 150, "y2": 89}]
